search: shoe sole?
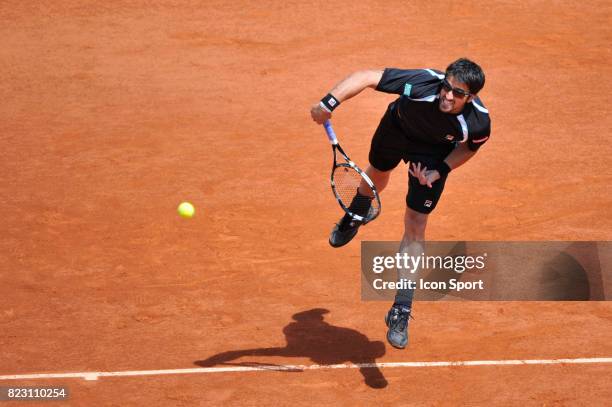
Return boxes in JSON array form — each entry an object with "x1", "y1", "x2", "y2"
[{"x1": 385, "y1": 314, "x2": 408, "y2": 349}]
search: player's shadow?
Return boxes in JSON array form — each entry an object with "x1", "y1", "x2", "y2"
[{"x1": 194, "y1": 308, "x2": 388, "y2": 389}]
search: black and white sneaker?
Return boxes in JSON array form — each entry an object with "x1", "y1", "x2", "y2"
[
  {"x1": 329, "y1": 215, "x2": 363, "y2": 248},
  {"x1": 385, "y1": 305, "x2": 412, "y2": 349}
]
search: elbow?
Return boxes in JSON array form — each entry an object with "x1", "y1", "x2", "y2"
[{"x1": 352, "y1": 69, "x2": 384, "y2": 89}]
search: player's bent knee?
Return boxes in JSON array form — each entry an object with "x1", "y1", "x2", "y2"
[
  {"x1": 404, "y1": 208, "x2": 428, "y2": 238},
  {"x1": 406, "y1": 212, "x2": 427, "y2": 228},
  {"x1": 365, "y1": 165, "x2": 392, "y2": 190}
]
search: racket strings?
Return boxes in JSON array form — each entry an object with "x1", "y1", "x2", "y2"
[{"x1": 333, "y1": 166, "x2": 380, "y2": 221}]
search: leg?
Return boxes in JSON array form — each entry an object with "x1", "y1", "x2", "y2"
[
  {"x1": 329, "y1": 105, "x2": 404, "y2": 248},
  {"x1": 402, "y1": 207, "x2": 428, "y2": 242},
  {"x1": 358, "y1": 165, "x2": 392, "y2": 197},
  {"x1": 330, "y1": 165, "x2": 392, "y2": 248},
  {"x1": 386, "y1": 158, "x2": 447, "y2": 348},
  {"x1": 385, "y1": 208, "x2": 427, "y2": 349},
  {"x1": 393, "y1": 207, "x2": 428, "y2": 307}
]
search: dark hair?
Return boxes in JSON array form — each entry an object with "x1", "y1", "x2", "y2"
[{"x1": 445, "y1": 58, "x2": 485, "y2": 94}]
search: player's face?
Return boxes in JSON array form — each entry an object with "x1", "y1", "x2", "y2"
[{"x1": 438, "y1": 76, "x2": 473, "y2": 114}]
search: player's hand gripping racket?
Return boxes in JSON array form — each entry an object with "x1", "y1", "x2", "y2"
[{"x1": 323, "y1": 120, "x2": 381, "y2": 223}]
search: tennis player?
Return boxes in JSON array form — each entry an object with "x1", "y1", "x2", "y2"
[{"x1": 310, "y1": 58, "x2": 491, "y2": 349}]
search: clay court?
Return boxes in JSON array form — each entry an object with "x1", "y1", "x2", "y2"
[{"x1": 1, "y1": 0, "x2": 611, "y2": 405}]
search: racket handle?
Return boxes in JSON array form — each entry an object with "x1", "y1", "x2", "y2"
[{"x1": 323, "y1": 120, "x2": 338, "y2": 145}]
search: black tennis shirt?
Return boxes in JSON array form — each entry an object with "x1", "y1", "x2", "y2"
[{"x1": 376, "y1": 68, "x2": 491, "y2": 151}]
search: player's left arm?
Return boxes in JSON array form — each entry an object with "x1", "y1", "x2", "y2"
[
  {"x1": 442, "y1": 142, "x2": 477, "y2": 170},
  {"x1": 410, "y1": 144, "x2": 478, "y2": 188},
  {"x1": 411, "y1": 142, "x2": 485, "y2": 188},
  {"x1": 436, "y1": 109, "x2": 491, "y2": 180}
]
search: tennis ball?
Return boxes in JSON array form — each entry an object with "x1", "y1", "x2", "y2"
[{"x1": 178, "y1": 202, "x2": 195, "y2": 218}]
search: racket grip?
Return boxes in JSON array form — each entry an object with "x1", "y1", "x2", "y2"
[{"x1": 323, "y1": 120, "x2": 338, "y2": 145}]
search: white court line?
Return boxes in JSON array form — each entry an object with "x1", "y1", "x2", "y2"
[{"x1": 1, "y1": 358, "x2": 611, "y2": 382}]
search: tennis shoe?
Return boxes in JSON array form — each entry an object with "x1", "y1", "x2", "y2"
[
  {"x1": 385, "y1": 304, "x2": 412, "y2": 349},
  {"x1": 329, "y1": 214, "x2": 363, "y2": 248}
]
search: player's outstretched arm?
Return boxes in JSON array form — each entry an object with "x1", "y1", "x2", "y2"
[
  {"x1": 443, "y1": 142, "x2": 477, "y2": 170},
  {"x1": 310, "y1": 70, "x2": 384, "y2": 124},
  {"x1": 327, "y1": 70, "x2": 384, "y2": 103}
]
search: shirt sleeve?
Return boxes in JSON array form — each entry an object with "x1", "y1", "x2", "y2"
[
  {"x1": 466, "y1": 101, "x2": 491, "y2": 151},
  {"x1": 467, "y1": 126, "x2": 491, "y2": 151},
  {"x1": 376, "y1": 68, "x2": 442, "y2": 97}
]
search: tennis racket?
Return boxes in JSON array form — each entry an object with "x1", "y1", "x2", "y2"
[{"x1": 323, "y1": 120, "x2": 381, "y2": 223}]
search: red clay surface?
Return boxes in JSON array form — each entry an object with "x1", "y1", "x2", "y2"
[{"x1": 1, "y1": 1, "x2": 611, "y2": 405}]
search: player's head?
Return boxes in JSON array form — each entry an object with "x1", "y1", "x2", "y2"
[{"x1": 438, "y1": 58, "x2": 485, "y2": 114}]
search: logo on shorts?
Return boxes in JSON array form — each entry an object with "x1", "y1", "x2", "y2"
[
  {"x1": 445, "y1": 134, "x2": 454, "y2": 141},
  {"x1": 424, "y1": 200, "x2": 433, "y2": 208}
]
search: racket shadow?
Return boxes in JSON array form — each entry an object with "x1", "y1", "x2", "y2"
[{"x1": 194, "y1": 308, "x2": 388, "y2": 389}]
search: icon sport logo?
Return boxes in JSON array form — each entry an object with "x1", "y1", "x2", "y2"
[{"x1": 424, "y1": 200, "x2": 433, "y2": 208}]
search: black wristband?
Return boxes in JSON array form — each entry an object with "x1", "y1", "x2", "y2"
[
  {"x1": 320, "y1": 93, "x2": 340, "y2": 112},
  {"x1": 436, "y1": 161, "x2": 452, "y2": 177}
]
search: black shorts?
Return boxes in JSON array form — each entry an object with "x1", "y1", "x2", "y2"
[{"x1": 368, "y1": 104, "x2": 452, "y2": 215}]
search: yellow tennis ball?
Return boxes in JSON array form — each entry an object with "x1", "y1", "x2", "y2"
[{"x1": 178, "y1": 202, "x2": 195, "y2": 218}]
